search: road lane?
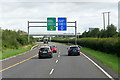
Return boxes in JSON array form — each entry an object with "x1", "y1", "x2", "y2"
[
  {"x1": 2, "y1": 48, "x2": 39, "y2": 70},
  {"x1": 2, "y1": 42, "x2": 110, "y2": 79},
  {"x1": 50, "y1": 43, "x2": 108, "y2": 78},
  {"x1": 2, "y1": 48, "x2": 58, "y2": 78}
]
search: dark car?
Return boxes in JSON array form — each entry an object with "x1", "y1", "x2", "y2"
[
  {"x1": 38, "y1": 46, "x2": 53, "y2": 58},
  {"x1": 50, "y1": 45, "x2": 57, "y2": 53},
  {"x1": 43, "y1": 38, "x2": 48, "y2": 44},
  {"x1": 68, "y1": 45, "x2": 80, "y2": 56}
]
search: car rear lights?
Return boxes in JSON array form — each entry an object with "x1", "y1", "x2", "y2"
[
  {"x1": 39, "y1": 50, "x2": 42, "y2": 52},
  {"x1": 77, "y1": 49, "x2": 79, "y2": 51},
  {"x1": 48, "y1": 50, "x2": 51, "y2": 52},
  {"x1": 53, "y1": 48, "x2": 56, "y2": 50},
  {"x1": 69, "y1": 49, "x2": 72, "y2": 51}
]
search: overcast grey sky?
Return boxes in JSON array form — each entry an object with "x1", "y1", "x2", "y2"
[{"x1": 0, "y1": 0, "x2": 119, "y2": 34}]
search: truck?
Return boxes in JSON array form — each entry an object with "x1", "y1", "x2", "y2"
[{"x1": 43, "y1": 38, "x2": 48, "y2": 44}]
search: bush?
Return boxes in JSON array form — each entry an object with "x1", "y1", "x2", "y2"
[
  {"x1": 2, "y1": 29, "x2": 35, "y2": 49},
  {"x1": 52, "y1": 37, "x2": 119, "y2": 56}
]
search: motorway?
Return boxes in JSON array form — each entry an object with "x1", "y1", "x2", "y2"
[{"x1": 1, "y1": 42, "x2": 114, "y2": 79}]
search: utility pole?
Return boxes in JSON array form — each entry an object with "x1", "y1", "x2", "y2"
[
  {"x1": 108, "y1": 12, "x2": 110, "y2": 26},
  {"x1": 102, "y1": 12, "x2": 110, "y2": 30},
  {"x1": 103, "y1": 13, "x2": 105, "y2": 30}
]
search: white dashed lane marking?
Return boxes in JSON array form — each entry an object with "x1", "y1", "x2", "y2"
[
  {"x1": 49, "y1": 69, "x2": 54, "y2": 75},
  {"x1": 58, "y1": 55, "x2": 60, "y2": 57},
  {"x1": 56, "y1": 60, "x2": 59, "y2": 63}
]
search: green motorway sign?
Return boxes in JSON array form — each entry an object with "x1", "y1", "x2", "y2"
[{"x1": 47, "y1": 18, "x2": 56, "y2": 31}]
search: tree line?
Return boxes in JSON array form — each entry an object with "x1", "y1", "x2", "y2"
[
  {"x1": 2, "y1": 29, "x2": 35, "y2": 49},
  {"x1": 81, "y1": 24, "x2": 120, "y2": 38}
]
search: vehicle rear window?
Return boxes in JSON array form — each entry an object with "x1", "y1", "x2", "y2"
[
  {"x1": 70, "y1": 47, "x2": 78, "y2": 49},
  {"x1": 40, "y1": 48, "x2": 49, "y2": 51},
  {"x1": 50, "y1": 46, "x2": 55, "y2": 48}
]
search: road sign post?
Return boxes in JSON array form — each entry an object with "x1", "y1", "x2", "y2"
[
  {"x1": 58, "y1": 18, "x2": 67, "y2": 31},
  {"x1": 28, "y1": 21, "x2": 29, "y2": 42},
  {"x1": 47, "y1": 18, "x2": 56, "y2": 31},
  {"x1": 75, "y1": 21, "x2": 77, "y2": 45}
]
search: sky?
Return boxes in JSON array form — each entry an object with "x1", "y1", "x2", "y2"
[{"x1": 0, "y1": 0, "x2": 119, "y2": 35}]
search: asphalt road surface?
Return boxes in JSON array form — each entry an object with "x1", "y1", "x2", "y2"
[{"x1": 1, "y1": 42, "x2": 112, "y2": 79}]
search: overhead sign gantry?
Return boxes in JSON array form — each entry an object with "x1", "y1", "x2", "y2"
[{"x1": 28, "y1": 17, "x2": 77, "y2": 45}]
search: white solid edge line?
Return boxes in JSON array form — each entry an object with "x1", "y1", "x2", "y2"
[
  {"x1": 58, "y1": 55, "x2": 60, "y2": 57},
  {"x1": 56, "y1": 60, "x2": 59, "y2": 63},
  {"x1": 31, "y1": 44, "x2": 39, "y2": 50},
  {"x1": 49, "y1": 69, "x2": 54, "y2": 75},
  {"x1": 81, "y1": 52, "x2": 114, "y2": 80}
]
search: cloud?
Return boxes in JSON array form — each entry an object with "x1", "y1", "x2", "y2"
[
  {"x1": 0, "y1": 0, "x2": 119, "y2": 2},
  {"x1": 0, "y1": 2, "x2": 118, "y2": 34}
]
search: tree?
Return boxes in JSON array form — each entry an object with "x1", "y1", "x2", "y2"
[
  {"x1": 118, "y1": 32, "x2": 120, "y2": 37},
  {"x1": 106, "y1": 24, "x2": 117, "y2": 37},
  {"x1": 2, "y1": 29, "x2": 35, "y2": 49},
  {"x1": 99, "y1": 29, "x2": 107, "y2": 38},
  {"x1": 81, "y1": 24, "x2": 117, "y2": 38},
  {"x1": 81, "y1": 31, "x2": 87, "y2": 37},
  {"x1": 82, "y1": 31, "x2": 90, "y2": 37},
  {"x1": 90, "y1": 28, "x2": 100, "y2": 37}
]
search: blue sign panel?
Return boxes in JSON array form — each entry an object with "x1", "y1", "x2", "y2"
[
  {"x1": 35, "y1": 41, "x2": 37, "y2": 43},
  {"x1": 58, "y1": 18, "x2": 67, "y2": 31}
]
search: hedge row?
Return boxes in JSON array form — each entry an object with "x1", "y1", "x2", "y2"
[
  {"x1": 52, "y1": 38, "x2": 120, "y2": 56},
  {"x1": 2, "y1": 29, "x2": 35, "y2": 49}
]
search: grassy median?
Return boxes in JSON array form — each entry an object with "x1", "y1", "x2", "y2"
[
  {"x1": 0, "y1": 45, "x2": 32, "y2": 60},
  {"x1": 80, "y1": 47, "x2": 119, "y2": 74}
]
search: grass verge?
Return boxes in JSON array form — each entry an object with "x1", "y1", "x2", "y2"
[
  {"x1": 0, "y1": 46, "x2": 32, "y2": 60},
  {"x1": 80, "y1": 47, "x2": 119, "y2": 74}
]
